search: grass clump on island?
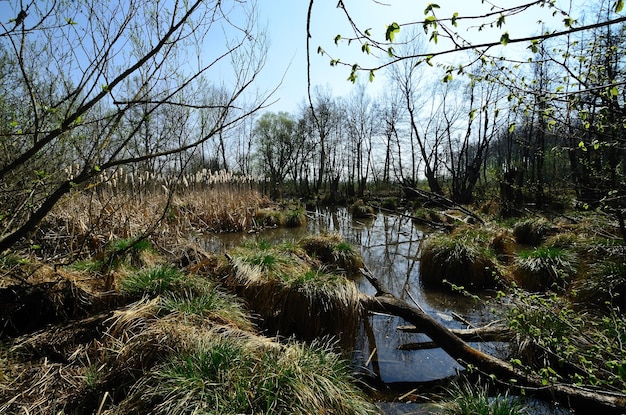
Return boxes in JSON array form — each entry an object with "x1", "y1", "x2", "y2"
[
  {"x1": 255, "y1": 200, "x2": 307, "y2": 228},
  {"x1": 420, "y1": 227, "x2": 501, "y2": 290},
  {"x1": 225, "y1": 234, "x2": 362, "y2": 345},
  {"x1": 435, "y1": 378, "x2": 528, "y2": 415}
]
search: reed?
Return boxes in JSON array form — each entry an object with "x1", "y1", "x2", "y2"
[{"x1": 34, "y1": 182, "x2": 270, "y2": 260}]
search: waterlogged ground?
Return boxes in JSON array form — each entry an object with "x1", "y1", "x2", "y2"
[{"x1": 199, "y1": 207, "x2": 573, "y2": 414}]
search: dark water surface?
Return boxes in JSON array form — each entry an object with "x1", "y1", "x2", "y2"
[{"x1": 199, "y1": 207, "x2": 573, "y2": 414}]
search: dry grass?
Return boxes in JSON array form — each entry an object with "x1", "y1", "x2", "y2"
[
  {"x1": 32, "y1": 186, "x2": 272, "y2": 259},
  {"x1": 1, "y1": 289, "x2": 374, "y2": 414}
]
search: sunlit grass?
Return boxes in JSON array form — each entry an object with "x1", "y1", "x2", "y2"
[
  {"x1": 118, "y1": 265, "x2": 186, "y2": 296},
  {"x1": 161, "y1": 289, "x2": 252, "y2": 331},
  {"x1": 436, "y1": 379, "x2": 527, "y2": 415},
  {"x1": 123, "y1": 333, "x2": 377, "y2": 415}
]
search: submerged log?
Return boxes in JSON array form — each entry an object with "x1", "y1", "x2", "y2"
[{"x1": 359, "y1": 267, "x2": 626, "y2": 414}]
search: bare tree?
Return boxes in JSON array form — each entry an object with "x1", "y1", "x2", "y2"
[{"x1": 0, "y1": 0, "x2": 271, "y2": 252}]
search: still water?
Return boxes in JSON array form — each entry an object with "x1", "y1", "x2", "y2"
[{"x1": 200, "y1": 207, "x2": 572, "y2": 414}]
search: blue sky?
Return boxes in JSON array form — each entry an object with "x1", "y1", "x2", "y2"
[{"x1": 253, "y1": 0, "x2": 595, "y2": 113}]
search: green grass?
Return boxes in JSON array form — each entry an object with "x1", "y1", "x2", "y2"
[
  {"x1": 119, "y1": 265, "x2": 185, "y2": 296},
  {"x1": 436, "y1": 379, "x2": 527, "y2": 415},
  {"x1": 70, "y1": 258, "x2": 102, "y2": 272},
  {"x1": 514, "y1": 246, "x2": 577, "y2": 291},
  {"x1": 161, "y1": 289, "x2": 252, "y2": 330},
  {"x1": 128, "y1": 334, "x2": 377, "y2": 415}
]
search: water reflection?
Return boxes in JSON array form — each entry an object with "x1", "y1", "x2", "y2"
[{"x1": 198, "y1": 207, "x2": 498, "y2": 385}]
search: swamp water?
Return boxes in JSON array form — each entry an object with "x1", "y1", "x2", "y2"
[{"x1": 199, "y1": 207, "x2": 573, "y2": 414}]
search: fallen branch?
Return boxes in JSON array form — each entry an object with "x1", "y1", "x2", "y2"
[
  {"x1": 397, "y1": 325, "x2": 514, "y2": 350},
  {"x1": 404, "y1": 187, "x2": 485, "y2": 225},
  {"x1": 359, "y1": 266, "x2": 626, "y2": 413}
]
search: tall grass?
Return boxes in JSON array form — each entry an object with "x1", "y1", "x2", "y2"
[{"x1": 34, "y1": 184, "x2": 270, "y2": 259}]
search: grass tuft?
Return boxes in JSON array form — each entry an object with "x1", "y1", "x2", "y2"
[
  {"x1": 121, "y1": 332, "x2": 377, "y2": 415},
  {"x1": 513, "y1": 246, "x2": 577, "y2": 291},
  {"x1": 118, "y1": 265, "x2": 185, "y2": 296},
  {"x1": 436, "y1": 378, "x2": 527, "y2": 415},
  {"x1": 420, "y1": 229, "x2": 500, "y2": 290}
]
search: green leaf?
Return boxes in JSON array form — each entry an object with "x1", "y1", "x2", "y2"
[
  {"x1": 387, "y1": 46, "x2": 394, "y2": 57},
  {"x1": 424, "y1": 3, "x2": 440, "y2": 15},
  {"x1": 94, "y1": 165, "x2": 101, "y2": 172},
  {"x1": 361, "y1": 42, "x2": 371, "y2": 54},
  {"x1": 317, "y1": 46, "x2": 324, "y2": 55},
  {"x1": 385, "y1": 22, "x2": 400, "y2": 42},
  {"x1": 497, "y1": 14, "x2": 505, "y2": 28},
  {"x1": 369, "y1": 70, "x2": 375, "y2": 82},
  {"x1": 101, "y1": 84, "x2": 110, "y2": 92},
  {"x1": 334, "y1": 34, "x2": 341, "y2": 45},
  {"x1": 364, "y1": 28, "x2": 371, "y2": 36},
  {"x1": 347, "y1": 64, "x2": 358, "y2": 84},
  {"x1": 442, "y1": 72, "x2": 453, "y2": 83},
  {"x1": 423, "y1": 15, "x2": 437, "y2": 33},
  {"x1": 469, "y1": 109, "x2": 477, "y2": 120},
  {"x1": 529, "y1": 39, "x2": 540, "y2": 53},
  {"x1": 508, "y1": 123, "x2": 516, "y2": 133},
  {"x1": 548, "y1": 119, "x2": 556, "y2": 131},
  {"x1": 451, "y1": 12, "x2": 459, "y2": 27},
  {"x1": 610, "y1": 86, "x2": 619, "y2": 96},
  {"x1": 616, "y1": 0, "x2": 624, "y2": 13},
  {"x1": 500, "y1": 32, "x2": 510, "y2": 46}
]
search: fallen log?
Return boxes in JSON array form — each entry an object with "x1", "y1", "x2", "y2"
[
  {"x1": 359, "y1": 267, "x2": 626, "y2": 414},
  {"x1": 398, "y1": 320, "x2": 513, "y2": 351},
  {"x1": 397, "y1": 324, "x2": 514, "y2": 345}
]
